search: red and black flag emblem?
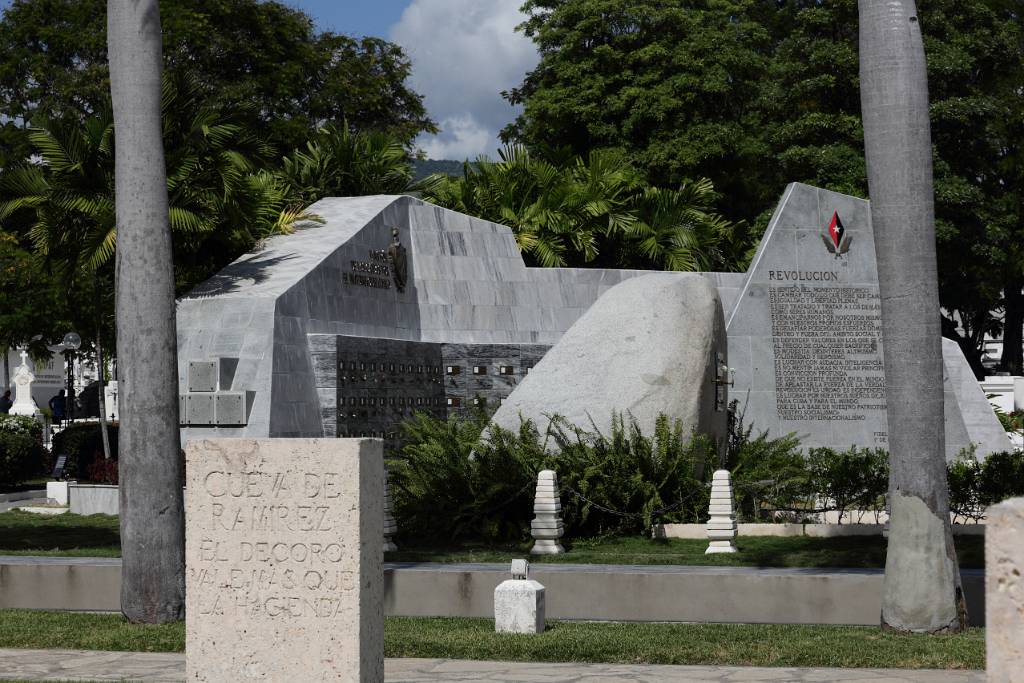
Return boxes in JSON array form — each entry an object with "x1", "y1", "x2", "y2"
[
  {"x1": 827, "y1": 212, "x2": 845, "y2": 249},
  {"x1": 821, "y1": 211, "x2": 852, "y2": 257}
]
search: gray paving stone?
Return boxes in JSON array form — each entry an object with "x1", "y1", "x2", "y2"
[{"x1": 0, "y1": 650, "x2": 985, "y2": 683}]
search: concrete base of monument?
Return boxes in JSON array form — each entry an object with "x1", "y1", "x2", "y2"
[{"x1": 0, "y1": 557, "x2": 987, "y2": 626}]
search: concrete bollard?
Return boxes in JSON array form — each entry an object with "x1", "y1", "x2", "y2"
[
  {"x1": 530, "y1": 470, "x2": 565, "y2": 555},
  {"x1": 986, "y1": 496, "x2": 1024, "y2": 682},
  {"x1": 706, "y1": 469, "x2": 738, "y2": 554},
  {"x1": 494, "y1": 559, "x2": 546, "y2": 634}
]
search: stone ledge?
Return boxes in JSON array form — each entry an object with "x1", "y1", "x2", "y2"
[{"x1": 0, "y1": 557, "x2": 986, "y2": 626}]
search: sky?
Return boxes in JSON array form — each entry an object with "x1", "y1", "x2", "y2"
[
  {"x1": 294, "y1": 0, "x2": 539, "y2": 160},
  {"x1": 0, "y1": 0, "x2": 538, "y2": 160}
]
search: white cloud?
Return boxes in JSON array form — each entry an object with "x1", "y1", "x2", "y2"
[{"x1": 390, "y1": 0, "x2": 538, "y2": 160}]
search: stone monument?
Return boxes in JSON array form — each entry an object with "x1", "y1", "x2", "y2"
[
  {"x1": 706, "y1": 470, "x2": 738, "y2": 554},
  {"x1": 185, "y1": 438, "x2": 383, "y2": 682},
  {"x1": 175, "y1": 185, "x2": 1008, "y2": 460},
  {"x1": 530, "y1": 469, "x2": 565, "y2": 555},
  {"x1": 986, "y1": 496, "x2": 1024, "y2": 682},
  {"x1": 9, "y1": 349, "x2": 39, "y2": 417}
]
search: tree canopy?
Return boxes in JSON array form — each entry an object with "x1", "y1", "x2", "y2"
[
  {"x1": 504, "y1": 0, "x2": 1024, "y2": 375},
  {"x1": 421, "y1": 146, "x2": 749, "y2": 272},
  {"x1": 0, "y1": 0, "x2": 436, "y2": 158}
]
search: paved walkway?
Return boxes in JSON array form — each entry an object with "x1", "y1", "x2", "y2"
[{"x1": 0, "y1": 649, "x2": 985, "y2": 682}]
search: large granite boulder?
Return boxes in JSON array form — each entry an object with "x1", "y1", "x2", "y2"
[{"x1": 489, "y1": 272, "x2": 728, "y2": 448}]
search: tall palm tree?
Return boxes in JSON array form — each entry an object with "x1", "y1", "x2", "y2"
[
  {"x1": 108, "y1": 0, "x2": 183, "y2": 624},
  {"x1": 420, "y1": 146, "x2": 737, "y2": 271},
  {"x1": 859, "y1": 0, "x2": 966, "y2": 632}
]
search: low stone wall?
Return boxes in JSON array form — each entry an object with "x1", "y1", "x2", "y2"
[
  {"x1": 68, "y1": 484, "x2": 119, "y2": 516},
  {"x1": 0, "y1": 557, "x2": 987, "y2": 626},
  {"x1": 654, "y1": 522, "x2": 985, "y2": 539}
]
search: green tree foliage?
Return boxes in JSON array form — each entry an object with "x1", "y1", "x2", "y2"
[
  {"x1": 504, "y1": 0, "x2": 772, "y2": 221},
  {"x1": 420, "y1": 146, "x2": 747, "y2": 270},
  {"x1": 0, "y1": 0, "x2": 435, "y2": 158},
  {"x1": 505, "y1": 0, "x2": 1024, "y2": 374},
  {"x1": 0, "y1": 77, "x2": 307, "y2": 298},
  {"x1": 0, "y1": 231, "x2": 68, "y2": 357},
  {"x1": 278, "y1": 123, "x2": 414, "y2": 205}
]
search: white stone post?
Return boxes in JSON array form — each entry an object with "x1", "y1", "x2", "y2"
[
  {"x1": 987, "y1": 497, "x2": 1024, "y2": 682},
  {"x1": 494, "y1": 559, "x2": 546, "y2": 634},
  {"x1": 10, "y1": 349, "x2": 39, "y2": 418},
  {"x1": 383, "y1": 465, "x2": 398, "y2": 552},
  {"x1": 706, "y1": 469, "x2": 738, "y2": 554},
  {"x1": 530, "y1": 469, "x2": 565, "y2": 555}
]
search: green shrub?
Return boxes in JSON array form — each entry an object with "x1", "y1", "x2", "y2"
[
  {"x1": 976, "y1": 450, "x2": 1024, "y2": 508},
  {"x1": 389, "y1": 409, "x2": 542, "y2": 544},
  {"x1": 947, "y1": 448, "x2": 984, "y2": 523},
  {"x1": 724, "y1": 401, "x2": 808, "y2": 521},
  {"x1": 51, "y1": 423, "x2": 118, "y2": 481},
  {"x1": 391, "y1": 409, "x2": 719, "y2": 543},
  {"x1": 541, "y1": 413, "x2": 715, "y2": 536},
  {"x1": 806, "y1": 446, "x2": 888, "y2": 522},
  {"x1": 0, "y1": 414, "x2": 45, "y2": 486}
]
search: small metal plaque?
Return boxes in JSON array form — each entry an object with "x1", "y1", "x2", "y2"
[
  {"x1": 188, "y1": 360, "x2": 218, "y2": 393},
  {"x1": 185, "y1": 393, "x2": 216, "y2": 425},
  {"x1": 215, "y1": 392, "x2": 247, "y2": 426}
]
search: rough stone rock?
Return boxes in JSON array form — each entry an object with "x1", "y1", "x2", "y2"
[
  {"x1": 986, "y1": 496, "x2": 1024, "y2": 682},
  {"x1": 489, "y1": 273, "x2": 727, "y2": 448},
  {"x1": 185, "y1": 438, "x2": 384, "y2": 682}
]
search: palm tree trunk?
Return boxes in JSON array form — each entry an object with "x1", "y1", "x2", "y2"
[
  {"x1": 859, "y1": 0, "x2": 965, "y2": 632},
  {"x1": 108, "y1": 0, "x2": 185, "y2": 623}
]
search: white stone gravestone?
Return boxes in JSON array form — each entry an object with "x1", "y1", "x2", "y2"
[
  {"x1": 10, "y1": 349, "x2": 39, "y2": 417},
  {"x1": 185, "y1": 438, "x2": 384, "y2": 682}
]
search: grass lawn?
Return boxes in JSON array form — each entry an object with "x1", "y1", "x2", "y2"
[
  {"x1": 0, "y1": 610, "x2": 984, "y2": 669},
  {"x1": 387, "y1": 534, "x2": 986, "y2": 569},
  {"x1": 0, "y1": 510, "x2": 985, "y2": 568},
  {"x1": 0, "y1": 510, "x2": 120, "y2": 557}
]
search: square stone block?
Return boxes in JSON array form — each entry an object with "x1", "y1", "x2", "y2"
[
  {"x1": 185, "y1": 438, "x2": 384, "y2": 682},
  {"x1": 188, "y1": 360, "x2": 218, "y2": 393},
  {"x1": 214, "y1": 392, "x2": 247, "y2": 426},
  {"x1": 533, "y1": 503, "x2": 562, "y2": 513},
  {"x1": 495, "y1": 579, "x2": 546, "y2": 634},
  {"x1": 185, "y1": 393, "x2": 215, "y2": 426}
]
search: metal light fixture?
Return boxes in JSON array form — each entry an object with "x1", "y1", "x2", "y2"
[{"x1": 62, "y1": 332, "x2": 81, "y2": 425}]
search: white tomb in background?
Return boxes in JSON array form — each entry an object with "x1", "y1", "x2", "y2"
[{"x1": 9, "y1": 349, "x2": 39, "y2": 418}]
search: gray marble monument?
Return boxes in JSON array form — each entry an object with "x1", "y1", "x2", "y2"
[{"x1": 176, "y1": 184, "x2": 1009, "y2": 459}]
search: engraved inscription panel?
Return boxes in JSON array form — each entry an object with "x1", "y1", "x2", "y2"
[
  {"x1": 769, "y1": 285, "x2": 886, "y2": 421},
  {"x1": 185, "y1": 438, "x2": 383, "y2": 681}
]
